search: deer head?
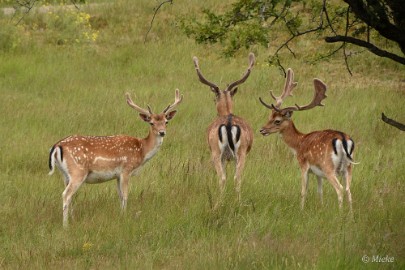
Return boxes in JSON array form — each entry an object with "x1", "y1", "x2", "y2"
[
  {"x1": 126, "y1": 89, "x2": 183, "y2": 137},
  {"x1": 259, "y1": 69, "x2": 327, "y2": 135},
  {"x1": 193, "y1": 53, "x2": 255, "y2": 116}
]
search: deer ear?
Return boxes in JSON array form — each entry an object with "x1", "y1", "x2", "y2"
[
  {"x1": 283, "y1": 111, "x2": 293, "y2": 119},
  {"x1": 139, "y1": 113, "x2": 151, "y2": 122},
  {"x1": 230, "y1": 87, "x2": 238, "y2": 97},
  {"x1": 165, "y1": 110, "x2": 177, "y2": 120}
]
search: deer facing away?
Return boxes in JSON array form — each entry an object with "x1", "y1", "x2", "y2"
[
  {"x1": 192, "y1": 53, "x2": 255, "y2": 206},
  {"x1": 259, "y1": 69, "x2": 357, "y2": 209},
  {"x1": 49, "y1": 89, "x2": 182, "y2": 227}
]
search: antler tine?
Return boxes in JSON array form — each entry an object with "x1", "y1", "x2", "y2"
[
  {"x1": 193, "y1": 56, "x2": 220, "y2": 92},
  {"x1": 269, "y1": 90, "x2": 277, "y2": 101},
  {"x1": 261, "y1": 68, "x2": 297, "y2": 111},
  {"x1": 147, "y1": 105, "x2": 153, "y2": 114},
  {"x1": 259, "y1": 97, "x2": 273, "y2": 110},
  {"x1": 285, "y1": 79, "x2": 327, "y2": 112},
  {"x1": 273, "y1": 68, "x2": 297, "y2": 107},
  {"x1": 125, "y1": 92, "x2": 152, "y2": 115},
  {"x1": 225, "y1": 52, "x2": 255, "y2": 92},
  {"x1": 163, "y1": 89, "x2": 183, "y2": 114},
  {"x1": 259, "y1": 96, "x2": 283, "y2": 112}
]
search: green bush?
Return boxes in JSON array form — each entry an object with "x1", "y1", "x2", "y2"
[{"x1": 0, "y1": 24, "x2": 24, "y2": 52}]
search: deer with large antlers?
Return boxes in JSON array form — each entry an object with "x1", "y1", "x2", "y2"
[
  {"x1": 49, "y1": 90, "x2": 182, "y2": 227},
  {"x1": 193, "y1": 53, "x2": 255, "y2": 206},
  {"x1": 259, "y1": 69, "x2": 357, "y2": 210}
]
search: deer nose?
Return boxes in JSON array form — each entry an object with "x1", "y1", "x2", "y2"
[
  {"x1": 260, "y1": 128, "x2": 269, "y2": 136},
  {"x1": 159, "y1": 131, "x2": 166, "y2": 137}
]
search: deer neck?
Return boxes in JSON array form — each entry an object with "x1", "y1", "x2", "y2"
[
  {"x1": 216, "y1": 94, "x2": 233, "y2": 116},
  {"x1": 280, "y1": 121, "x2": 305, "y2": 152},
  {"x1": 141, "y1": 128, "x2": 164, "y2": 163}
]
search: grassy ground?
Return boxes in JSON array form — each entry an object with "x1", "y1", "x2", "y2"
[{"x1": 0, "y1": 0, "x2": 404, "y2": 269}]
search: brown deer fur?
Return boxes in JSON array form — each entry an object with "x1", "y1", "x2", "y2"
[
  {"x1": 49, "y1": 90, "x2": 182, "y2": 227},
  {"x1": 259, "y1": 69, "x2": 356, "y2": 209},
  {"x1": 193, "y1": 53, "x2": 255, "y2": 205}
]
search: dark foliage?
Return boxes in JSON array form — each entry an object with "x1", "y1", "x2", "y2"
[{"x1": 180, "y1": 0, "x2": 405, "y2": 73}]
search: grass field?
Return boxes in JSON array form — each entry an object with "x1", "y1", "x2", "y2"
[{"x1": 0, "y1": 0, "x2": 404, "y2": 269}]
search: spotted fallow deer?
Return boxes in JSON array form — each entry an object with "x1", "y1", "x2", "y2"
[
  {"x1": 192, "y1": 53, "x2": 255, "y2": 205},
  {"x1": 49, "y1": 89, "x2": 183, "y2": 227},
  {"x1": 259, "y1": 69, "x2": 357, "y2": 210}
]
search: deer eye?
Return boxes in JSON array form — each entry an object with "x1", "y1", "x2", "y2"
[
  {"x1": 274, "y1": 120, "x2": 282, "y2": 125},
  {"x1": 165, "y1": 121, "x2": 169, "y2": 125},
  {"x1": 150, "y1": 122, "x2": 154, "y2": 126}
]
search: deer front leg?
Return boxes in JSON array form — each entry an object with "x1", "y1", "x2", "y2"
[
  {"x1": 118, "y1": 173, "x2": 130, "y2": 211},
  {"x1": 317, "y1": 176, "x2": 323, "y2": 205},
  {"x1": 300, "y1": 165, "x2": 310, "y2": 210},
  {"x1": 116, "y1": 178, "x2": 123, "y2": 206}
]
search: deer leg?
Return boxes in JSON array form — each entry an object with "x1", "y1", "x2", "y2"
[
  {"x1": 212, "y1": 153, "x2": 226, "y2": 194},
  {"x1": 118, "y1": 173, "x2": 130, "y2": 211},
  {"x1": 116, "y1": 178, "x2": 123, "y2": 206},
  {"x1": 234, "y1": 151, "x2": 247, "y2": 203},
  {"x1": 211, "y1": 151, "x2": 226, "y2": 210},
  {"x1": 300, "y1": 166, "x2": 309, "y2": 210},
  {"x1": 62, "y1": 173, "x2": 86, "y2": 227},
  {"x1": 325, "y1": 172, "x2": 344, "y2": 209},
  {"x1": 317, "y1": 176, "x2": 323, "y2": 205},
  {"x1": 63, "y1": 174, "x2": 70, "y2": 187},
  {"x1": 345, "y1": 164, "x2": 353, "y2": 211}
]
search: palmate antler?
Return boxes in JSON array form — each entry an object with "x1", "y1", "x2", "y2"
[
  {"x1": 259, "y1": 68, "x2": 297, "y2": 110},
  {"x1": 292, "y1": 79, "x2": 327, "y2": 112},
  {"x1": 259, "y1": 68, "x2": 327, "y2": 114}
]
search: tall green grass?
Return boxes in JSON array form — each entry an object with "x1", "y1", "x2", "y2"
[{"x1": 0, "y1": 0, "x2": 404, "y2": 268}]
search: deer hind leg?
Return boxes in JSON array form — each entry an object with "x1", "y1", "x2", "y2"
[
  {"x1": 325, "y1": 172, "x2": 344, "y2": 209},
  {"x1": 211, "y1": 150, "x2": 226, "y2": 193},
  {"x1": 211, "y1": 150, "x2": 226, "y2": 210},
  {"x1": 344, "y1": 164, "x2": 353, "y2": 211},
  {"x1": 234, "y1": 151, "x2": 246, "y2": 203},
  {"x1": 62, "y1": 172, "x2": 86, "y2": 227}
]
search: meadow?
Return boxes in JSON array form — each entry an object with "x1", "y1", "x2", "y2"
[{"x1": 0, "y1": 0, "x2": 404, "y2": 268}]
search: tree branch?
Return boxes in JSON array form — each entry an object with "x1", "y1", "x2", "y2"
[
  {"x1": 13, "y1": 0, "x2": 80, "y2": 25},
  {"x1": 271, "y1": 6, "x2": 325, "y2": 74},
  {"x1": 325, "y1": 35, "x2": 405, "y2": 65},
  {"x1": 144, "y1": 0, "x2": 173, "y2": 44},
  {"x1": 382, "y1": 113, "x2": 405, "y2": 131},
  {"x1": 344, "y1": 0, "x2": 405, "y2": 52},
  {"x1": 343, "y1": 6, "x2": 353, "y2": 76},
  {"x1": 13, "y1": 0, "x2": 37, "y2": 25}
]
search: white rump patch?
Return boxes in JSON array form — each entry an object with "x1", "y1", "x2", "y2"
[
  {"x1": 331, "y1": 139, "x2": 343, "y2": 168},
  {"x1": 346, "y1": 140, "x2": 353, "y2": 157},
  {"x1": 231, "y1": 126, "x2": 240, "y2": 155},
  {"x1": 218, "y1": 126, "x2": 228, "y2": 152}
]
